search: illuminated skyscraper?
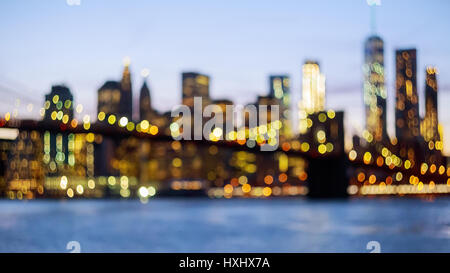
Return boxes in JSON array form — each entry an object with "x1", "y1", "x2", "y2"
[
  {"x1": 182, "y1": 72, "x2": 210, "y2": 109},
  {"x1": 42, "y1": 85, "x2": 74, "y2": 170},
  {"x1": 120, "y1": 57, "x2": 133, "y2": 119},
  {"x1": 363, "y1": 36, "x2": 387, "y2": 142},
  {"x1": 97, "y1": 81, "x2": 122, "y2": 119},
  {"x1": 43, "y1": 85, "x2": 74, "y2": 123},
  {"x1": 298, "y1": 61, "x2": 325, "y2": 134},
  {"x1": 269, "y1": 75, "x2": 291, "y2": 137},
  {"x1": 421, "y1": 67, "x2": 439, "y2": 143},
  {"x1": 395, "y1": 49, "x2": 420, "y2": 142},
  {"x1": 301, "y1": 61, "x2": 325, "y2": 114}
]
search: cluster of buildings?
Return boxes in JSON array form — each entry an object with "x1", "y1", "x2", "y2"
[
  {"x1": 0, "y1": 31, "x2": 448, "y2": 199},
  {"x1": 349, "y1": 36, "x2": 447, "y2": 195},
  {"x1": 361, "y1": 37, "x2": 443, "y2": 159}
]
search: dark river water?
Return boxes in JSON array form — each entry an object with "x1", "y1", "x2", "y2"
[{"x1": 0, "y1": 198, "x2": 448, "y2": 252}]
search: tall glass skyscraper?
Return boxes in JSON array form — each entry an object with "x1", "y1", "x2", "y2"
[
  {"x1": 269, "y1": 75, "x2": 291, "y2": 137},
  {"x1": 363, "y1": 35, "x2": 386, "y2": 142},
  {"x1": 395, "y1": 49, "x2": 420, "y2": 142},
  {"x1": 421, "y1": 67, "x2": 439, "y2": 143},
  {"x1": 298, "y1": 61, "x2": 325, "y2": 134},
  {"x1": 301, "y1": 61, "x2": 325, "y2": 114}
]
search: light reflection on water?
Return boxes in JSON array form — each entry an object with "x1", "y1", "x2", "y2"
[{"x1": 0, "y1": 198, "x2": 449, "y2": 252}]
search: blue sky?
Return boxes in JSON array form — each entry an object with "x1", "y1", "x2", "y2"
[{"x1": 0, "y1": 0, "x2": 449, "y2": 154}]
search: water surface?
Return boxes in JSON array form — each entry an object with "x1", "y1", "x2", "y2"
[{"x1": 0, "y1": 198, "x2": 448, "y2": 252}]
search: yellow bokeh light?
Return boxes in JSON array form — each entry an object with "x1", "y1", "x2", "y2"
[
  {"x1": 98, "y1": 112, "x2": 105, "y2": 121},
  {"x1": 242, "y1": 183, "x2": 251, "y2": 193},
  {"x1": 263, "y1": 187, "x2": 272, "y2": 197},
  {"x1": 318, "y1": 144, "x2": 326, "y2": 154},
  {"x1": 108, "y1": 115, "x2": 116, "y2": 125},
  {"x1": 149, "y1": 125, "x2": 159, "y2": 135},
  {"x1": 67, "y1": 188, "x2": 74, "y2": 198},
  {"x1": 224, "y1": 184, "x2": 233, "y2": 194}
]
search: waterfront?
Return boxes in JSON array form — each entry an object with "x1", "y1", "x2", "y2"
[{"x1": 0, "y1": 198, "x2": 449, "y2": 253}]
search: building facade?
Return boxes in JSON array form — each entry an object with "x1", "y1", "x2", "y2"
[
  {"x1": 363, "y1": 36, "x2": 387, "y2": 142},
  {"x1": 182, "y1": 72, "x2": 210, "y2": 109},
  {"x1": 421, "y1": 67, "x2": 439, "y2": 143},
  {"x1": 299, "y1": 61, "x2": 326, "y2": 134},
  {"x1": 43, "y1": 85, "x2": 74, "y2": 123},
  {"x1": 395, "y1": 49, "x2": 420, "y2": 142},
  {"x1": 42, "y1": 85, "x2": 74, "y2": 170},
  {"x1": 269, "y1": 75, "x2": 291, "y2": 138}
]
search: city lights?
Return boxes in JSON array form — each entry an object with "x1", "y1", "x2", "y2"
[
  {"x1": 1, "y1": 0, "x2": 450, "y2": 259},
  {"x1": 0, "y1": 9, "x2": 447, "y2": 204}
]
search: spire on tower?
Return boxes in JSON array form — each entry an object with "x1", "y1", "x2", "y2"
[
  {"x1": 123, "y1": 56, "x2": 131, "y2": 67},
  {"x1": 120, "y1": 57, "x2": 133, "y2": 119},
  {"x1": 121, "y1": 57, "x2": 132, "y2": 92},
  {"x1": 139, "y1": 68, "x2": 152, "y2": 121},
  {"x1": 367, "y1": 0, "x2": 381, "y2": 34}
]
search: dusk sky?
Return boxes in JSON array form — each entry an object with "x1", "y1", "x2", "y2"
[{"x1": 0, "y1": 0, "x2": 449, "y2": 154}]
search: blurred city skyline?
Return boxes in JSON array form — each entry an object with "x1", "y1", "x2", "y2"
[{"x1": 0, "y1": 0, "x2": 449, "y2": 154}]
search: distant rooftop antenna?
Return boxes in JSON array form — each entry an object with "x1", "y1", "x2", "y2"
[{"x1": 367, "y1": 0, "x2": 381, "y2": 34}]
